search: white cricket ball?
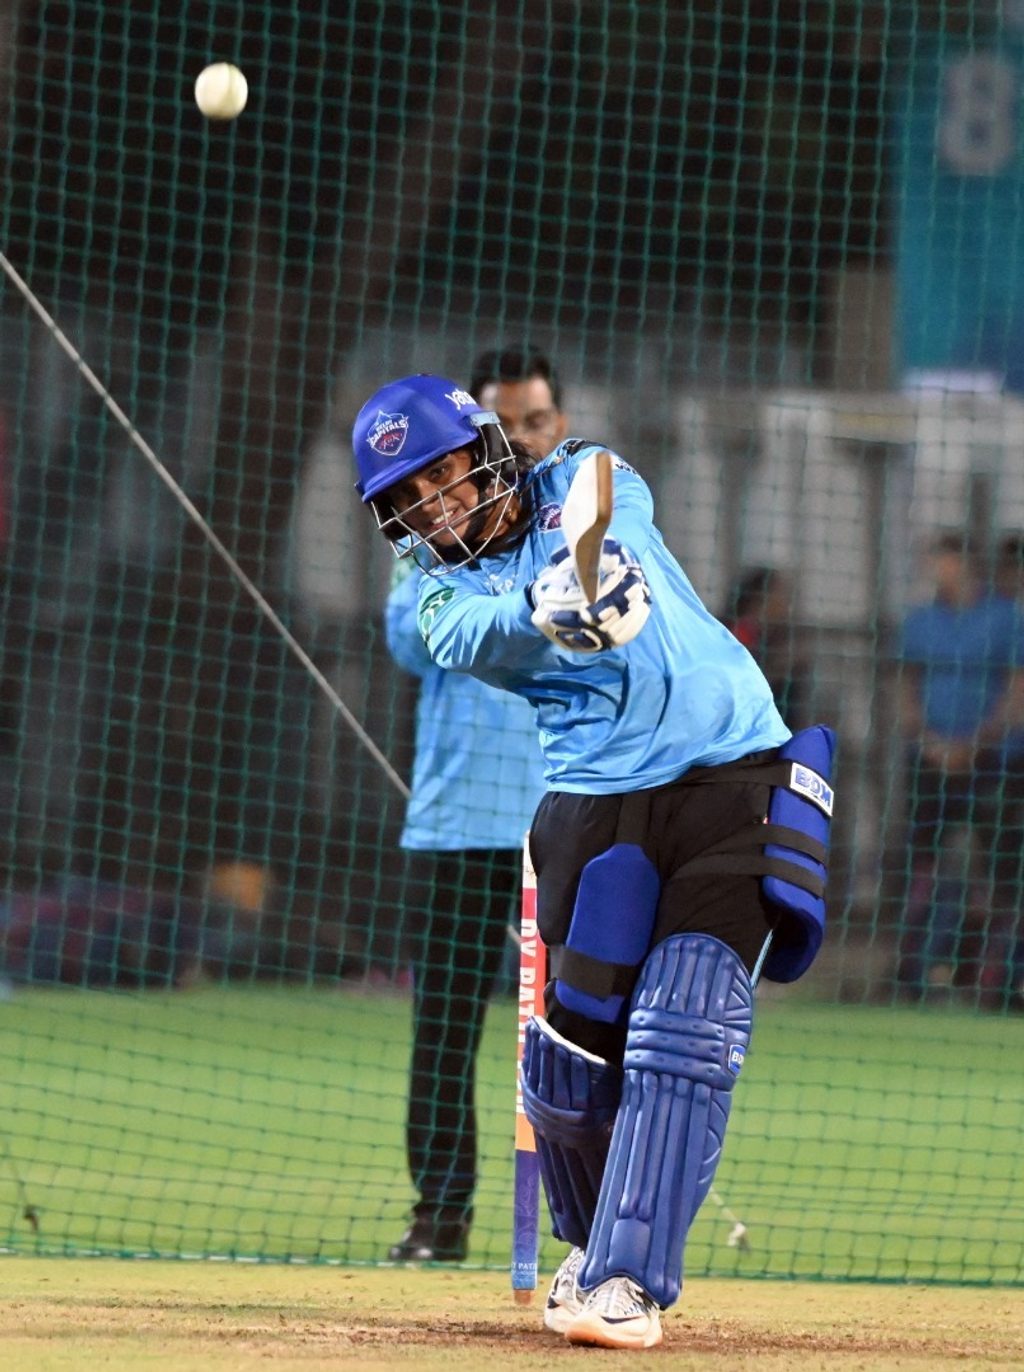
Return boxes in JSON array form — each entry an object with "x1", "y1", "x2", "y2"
[{"x1": 194, "y1": 63, "x2": 248, "y2": 121}]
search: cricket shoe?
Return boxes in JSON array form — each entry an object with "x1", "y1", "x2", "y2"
[
  {"x1": 565, "y1": 1275, "x2": 663, "y2": 1349},
  {"x1": 543, "y1": 1245, "x2": 586, "y2": 1334}
]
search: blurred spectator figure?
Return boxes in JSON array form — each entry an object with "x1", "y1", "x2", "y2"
[
  {"x1": 894, "y1": 532, "x2": 1024, "y2": 1007},
  {"x1": 470, "y1": 344, "x2": 567, "y2": 456},
  {"x1": 722, "y1": 565, "x2": 811, "y2": 728},
  {"x1": 382, "y1": 345, "x2": 558, "y2": 1262}
]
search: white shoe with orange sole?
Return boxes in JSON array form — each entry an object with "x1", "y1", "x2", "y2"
[{"x1": 565, "y1": 1275, "x2": 663, "y2": 1350}]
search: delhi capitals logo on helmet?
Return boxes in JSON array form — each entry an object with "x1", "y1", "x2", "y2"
[{"x1": 367, "y1": 410, "x2": 410, "y2": 457}]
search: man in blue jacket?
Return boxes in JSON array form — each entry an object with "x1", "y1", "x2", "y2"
[
  {"x1": 355, "y1": 373, "x2": 834, "y2": 1348},
  {"x1": 384, "y1": 349, "x2": 565, "y2": 1263}
]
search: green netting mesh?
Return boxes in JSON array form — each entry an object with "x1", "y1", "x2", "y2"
[{"x1": 0, "y1": 0, "x2": 1022, "y2": 1284}]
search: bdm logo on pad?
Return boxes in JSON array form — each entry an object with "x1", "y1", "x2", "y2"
[
  {"x1": 789, "y1": 763, "x2": 834, "y2": 817},
  {"x1": 728, "y1": 1045, "x2": 745, "y2": 1075},
  {"x1": 367, "y1": 410, "x2": 409, "y2": 456}
]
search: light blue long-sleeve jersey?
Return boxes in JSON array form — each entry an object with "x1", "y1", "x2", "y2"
[
  {"x1": 416, "y1": 441, "x2": 791, "y2": 793},
  {"x1": 386, "y1": 561, "x2": 547, "y2": 849}
]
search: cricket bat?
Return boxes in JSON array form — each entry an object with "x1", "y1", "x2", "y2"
[
  {"x1": 511, "y1": 834, "x2": 546, "y2": 1303},
  {"x1": 560, "y1": 450, "x2": 613, "y2": 603}
]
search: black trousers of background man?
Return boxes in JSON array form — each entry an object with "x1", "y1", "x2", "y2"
[{"x1": 403, "y1": 848, "x2": 521, "y2": 1222}]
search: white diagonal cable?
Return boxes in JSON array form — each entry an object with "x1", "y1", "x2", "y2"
[{"x1": 0, "y1": 252, "x2": 411, "y2": 802}]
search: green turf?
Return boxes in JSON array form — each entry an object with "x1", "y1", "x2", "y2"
[{"x1": 0, "y1": 985, "x2": 1021, "y2": 1283}]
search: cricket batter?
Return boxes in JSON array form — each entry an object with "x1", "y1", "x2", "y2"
[{"x1": 352, "y1": 374, "x2": 835, "y2": 1350}]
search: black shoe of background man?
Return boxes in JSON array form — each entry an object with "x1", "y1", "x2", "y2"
[{"x1": 388, "y1": 1207, "x2": 470, "y2": 1262}]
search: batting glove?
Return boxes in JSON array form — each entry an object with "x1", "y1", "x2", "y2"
[{"x1": 529, "y1": 540, "x2": 651, "y2": 652}]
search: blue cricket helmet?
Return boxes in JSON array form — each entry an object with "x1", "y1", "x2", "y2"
[{"x1": 352, "y1": 374, "x2": 490, "y2": 503}]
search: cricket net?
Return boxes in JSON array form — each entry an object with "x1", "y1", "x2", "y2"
[{"x1": 0, "y1": 0, "x2": 1021, "y2": 1283}]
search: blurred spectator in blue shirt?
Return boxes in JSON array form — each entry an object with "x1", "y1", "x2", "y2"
[{"x1": 894, "y1": 532, "x2": 1024, "y2": 1008}]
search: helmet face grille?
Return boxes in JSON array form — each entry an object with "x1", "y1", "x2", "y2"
[{"x1": 372, "y1": 421, "x2": 519, "y2": 573}]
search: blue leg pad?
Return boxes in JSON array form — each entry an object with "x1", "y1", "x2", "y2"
[
  {"x1": 520, "y1": 1016, "x2": 623, "y2": 1249},
  {"x1": 579, "y1": 934, "x2": 752, "y2": 1307}
]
